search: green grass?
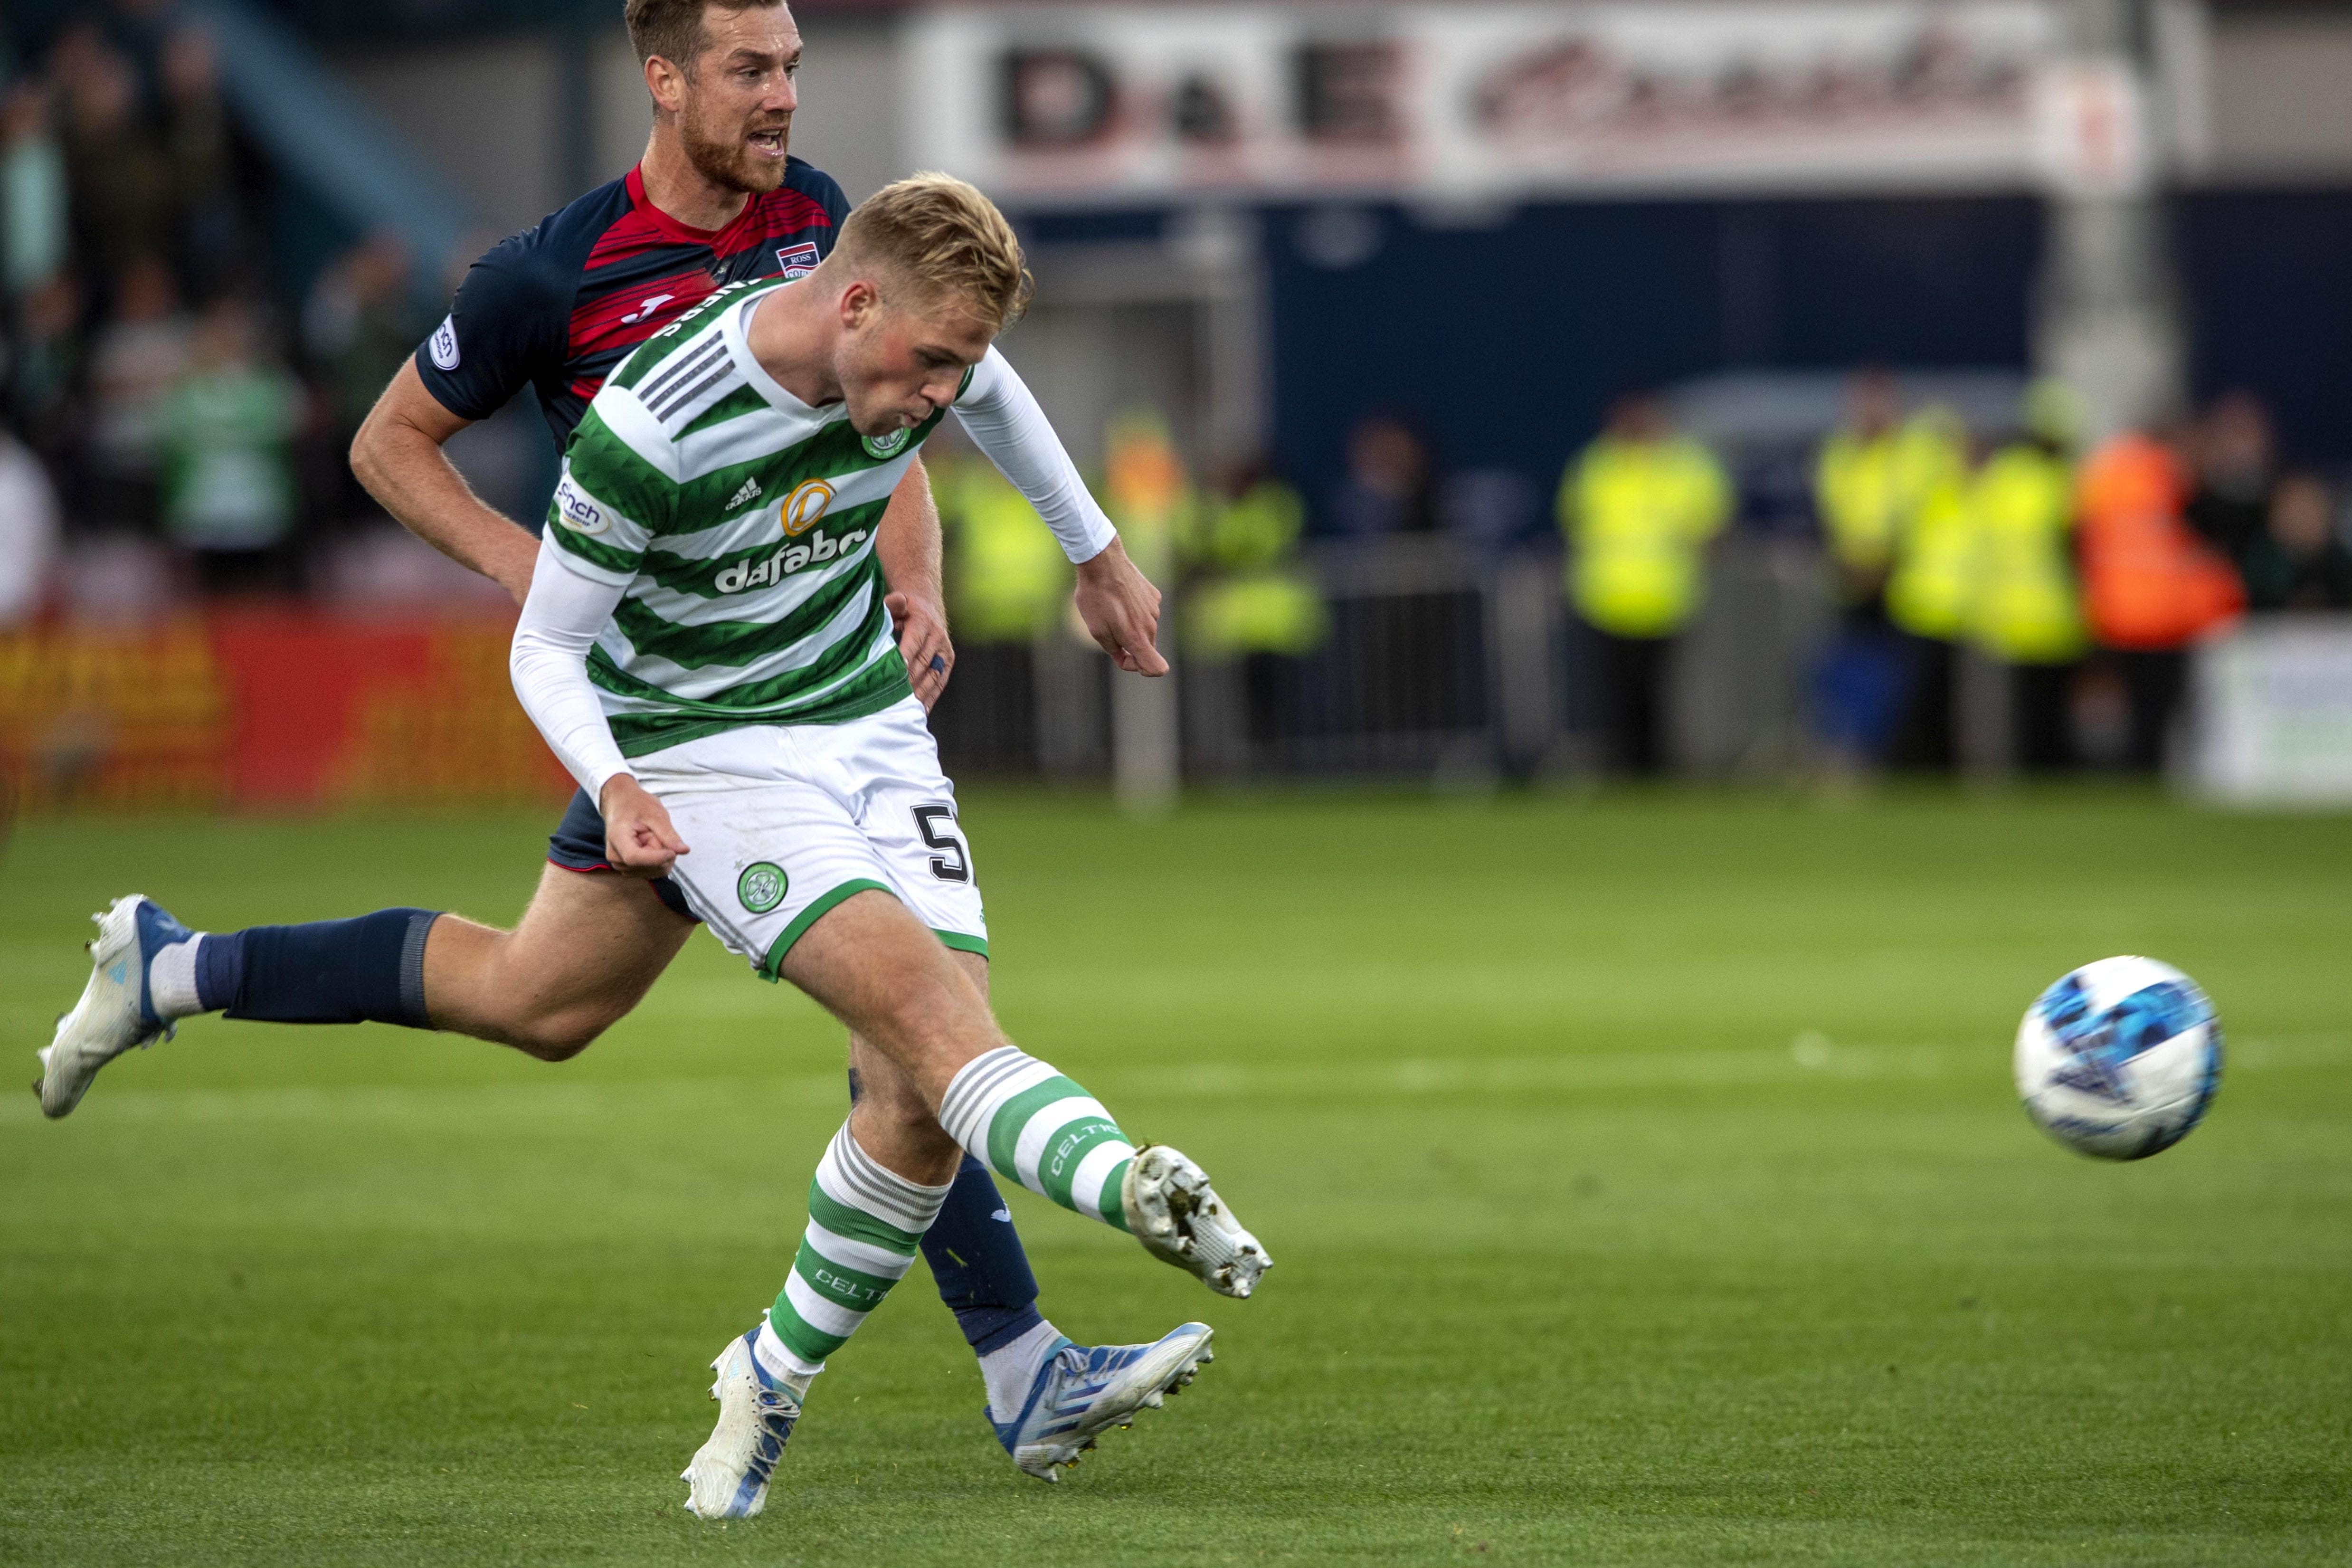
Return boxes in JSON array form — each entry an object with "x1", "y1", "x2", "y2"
[{"x1": 3, "y1": 787, "x2": 2349, "y2": 1565}]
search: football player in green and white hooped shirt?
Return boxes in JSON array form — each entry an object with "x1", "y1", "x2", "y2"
[{"x1": 508, "y1": 174, "x2": 1271, "y2": 1519}]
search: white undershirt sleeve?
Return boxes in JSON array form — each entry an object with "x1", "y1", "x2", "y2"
[
  {"x1": 952, "y1": 347, "x2": 1120, "y2": 564},
  {"x1": 510, "y1": 534, "x2": 632, "y2": 798}
]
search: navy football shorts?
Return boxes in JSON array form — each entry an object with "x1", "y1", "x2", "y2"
[{"x1": 545, "y1": 788, "x2": 699, "y2": 922}]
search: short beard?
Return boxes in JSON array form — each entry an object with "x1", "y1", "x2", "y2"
[{"x1": 676, "y1": 92, "x2": 789, "y2": 196}]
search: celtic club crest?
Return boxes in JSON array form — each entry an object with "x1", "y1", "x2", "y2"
[{"x1": 737, "y1": 862, "x2": 787, "y2": 914}]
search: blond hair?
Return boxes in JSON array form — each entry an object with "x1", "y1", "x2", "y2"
[{"x1": 835, "y1": 172, "x2": 1033, "y2": 333}]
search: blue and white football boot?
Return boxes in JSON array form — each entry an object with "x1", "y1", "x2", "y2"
[
  {"x1": 681, "y1": 1327, "x2": 803, "y2": 1520},
  {"x1": 1123, "y1": 1144, "x2": 1271, "y2": 1299},
  {"x1": 993, "y1": 1322, "x2": 1215, "y2": 1482},
  {"x1": 36, "y1": 895, "x2": 189, "y2": 1119}
]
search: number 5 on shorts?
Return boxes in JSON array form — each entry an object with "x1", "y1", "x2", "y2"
[{"x1": 912, "y1": 804, "x2": 969, "y2": 883}]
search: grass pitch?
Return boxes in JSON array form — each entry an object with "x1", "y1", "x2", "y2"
[{"x1": 2, "y1": 787, "x2": 2349, "y2": 1566}]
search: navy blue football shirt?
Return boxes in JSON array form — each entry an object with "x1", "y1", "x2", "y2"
[{"x1": 414, "y1": 159, "x2": 848, "y2": 453}]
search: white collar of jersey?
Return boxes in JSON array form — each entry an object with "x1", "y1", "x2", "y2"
[{"x1": 727, "y1": 286, "x2": 846, "y2": 426}]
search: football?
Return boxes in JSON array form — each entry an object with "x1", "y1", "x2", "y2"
[{"x1": 2014, "y1": 956, "x2": 2224, "y2": 1160}]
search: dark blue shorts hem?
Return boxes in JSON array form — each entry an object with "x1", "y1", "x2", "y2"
[{"x1": 547, "y1": 788, "x2": 698, "y2": 922}]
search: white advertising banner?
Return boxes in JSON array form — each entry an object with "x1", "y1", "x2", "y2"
[
  {"x1": 903, "y1": 2, "x2": 2067, "y2": 204},
  {"x1": 2190, "y1": 620, "x2": 2352, "y2": 806}
]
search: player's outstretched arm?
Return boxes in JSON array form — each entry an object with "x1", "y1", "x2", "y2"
[
  {"x1": 877, "y1": 457, "x2": 956, "y2": 710},
  {"x1": 952, "y1": 349, "x2": 1168, "y2": 676},
  {"x1": 508, "y1": 533, "x2": 688, "y2": 876},
  {"x1": 352, "y1": 360, "x2": 541, "y2": 604}
]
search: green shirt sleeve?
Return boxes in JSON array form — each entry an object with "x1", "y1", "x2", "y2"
[{"x1": 546, "y1": 401, "x2": 670, "y2": 583}]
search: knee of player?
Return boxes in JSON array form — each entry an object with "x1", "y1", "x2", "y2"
[
  {"x1": 873, "y1": 982, "x2": 1001, "y2": 1066},
  {"x1": 860, "y1": 1074, "x2": 936, "y2": 1132}
]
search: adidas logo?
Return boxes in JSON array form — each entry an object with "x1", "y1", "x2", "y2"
[{"x1": 727, "y1": 476, "x2": 762, "y2": 512}]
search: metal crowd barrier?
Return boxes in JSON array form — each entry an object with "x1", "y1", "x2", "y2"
[{"x1": 929, "y1": 532, "x2": 1834, "y2": 788}]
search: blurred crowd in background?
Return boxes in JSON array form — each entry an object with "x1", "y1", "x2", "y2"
[
  {"x1": 6, "y1": 3, "x2": 2352, "y2": 796},
  {"x1": 0, "y1": 5, "x2": 447, "y2": 622},
  {"x1": 1558, "y1": 376, "x2": 2350, "y2": 779},
  {"x1": 927, "y1": 377, "x2": 2351, "y2": 781}
]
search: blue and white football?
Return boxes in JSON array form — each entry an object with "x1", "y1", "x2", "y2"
[{"x1": 2014, "y1": 956, "x2": 2223, "y2": 1160}]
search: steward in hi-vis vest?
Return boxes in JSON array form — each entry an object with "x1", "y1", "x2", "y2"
[
  {"x1": 1810, "y1": 370, "x2": 1921, "y2": 767},
  {"x1": 2075, "y1": 427, "x2": 2245, "y2": 773},
  {"x1": 1870, "y1": 405, "x2": 1972, "y2": 772},
  {"x1": 1883, "y1": 408, "x2": 1973, "y2": 645},
  {"x1": 1563, "y1": 421, "x2": 1730, "y2": 641},
  {"x1": 1558, "y1": 393, "x2": 1730, "y2": 775},
  {"x1": 1968, "y1": 382, "x2": 2089, "y2": 770},
  {"x1": 1181, "y1": 472, "x2": 1327, "y2": 660},
  {"x1": 1813, "y1": 371, "x2": 1952, "y2": 630},
  {"x1": 937, "y1": 454, "x2": 1070, "y2": 645},
  {"x1": 1971, "y1": 389, "x2": 2086, "y2": 669}
]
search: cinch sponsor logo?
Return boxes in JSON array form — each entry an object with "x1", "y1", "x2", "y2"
[
  {"x1": 429, "y1": 315, "x2": 459, "y2": 371},
  {"x1": 777, "y1": 241, "x2": 819, "y2": 279},
  {"x1": 711, "y1": 525, "x2": 870, "y2": 593},
  {"x1": 551, "y1": 475, "x2": 607, "y2": 534},
  {"x1": 779, "y1": 477, "x2": 834, "y2": 537}
]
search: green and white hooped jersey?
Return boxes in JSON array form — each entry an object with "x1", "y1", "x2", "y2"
[{"x1": 544, "y1": 277, "x2": 961, "y2": 757}]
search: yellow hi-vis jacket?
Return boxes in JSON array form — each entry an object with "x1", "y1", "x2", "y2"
[
  {"x1": 1559, "y1": 435, "x2": 1731, "y2": 638},
  {"x1": 1815, "y1": 430, "x2": 1907, "y2": 576},
  {"x1": 1887, "y1": 481, "x2": 1975, "y2": 639},
  {"x1": 1967, "y1": 443, "x2": 2086, "y2": 665},
  {"x1": 1881, "y1": 411, "x2": 1975, "y2": 640},
  {"x1": 939, "y1": 458, "x2": 1070, "y2": 644},
  {"x1": 1181, "y1": 480, "x2": 1328, "y2": 657},
  {"x1": 1183, "y1": 479, "x2": 1304, "y2": 574},
  {"x1": 1815, "y1": 411, "x2": 1965, "y2": 580}
]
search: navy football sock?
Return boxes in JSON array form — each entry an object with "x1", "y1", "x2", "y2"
[
  {"x1": 926, "y1": 1156, "x2": 1046, "y2": 1353},
  {"x1": 196, "y1": 909, "x2": 439, "y2": 1028},
  {"x1": 846, "y1": 1069, "x2": 1043, "y2": 1352}
]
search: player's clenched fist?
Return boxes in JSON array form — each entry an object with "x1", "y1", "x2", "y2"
[{"x1": 597, "y1": 774, "x2": 691, "y2": 876}]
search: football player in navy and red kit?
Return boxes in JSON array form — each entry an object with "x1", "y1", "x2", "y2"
[{"x1": 38, "y1": 0, "x2": 1187, "y2": 1482}]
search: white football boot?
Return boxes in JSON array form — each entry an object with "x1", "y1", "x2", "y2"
[
  {"x1": 681, "y1": 1328, "x2": 803, "y2": 1520},
  {"x1": 37, "y1": 895, "x2": 188, "y2": 1119},
  {"x1": 991, "y1": 1322, "x2": 1215, "y2": 1482},
  {"x1": 1122, "y1": 1144, "x2": 1271, "y2": 1298}
]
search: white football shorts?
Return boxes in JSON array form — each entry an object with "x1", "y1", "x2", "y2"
[{"x1": 628, "y1": 697, "x2": 986, "y2": 979}]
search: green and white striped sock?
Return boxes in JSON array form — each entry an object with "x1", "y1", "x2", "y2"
[
  {"x1": 937, "y1": 1046, "x2": 1134, "y2": 1232},
  {"x1": 760, "y1": 1121, "x2": 953, "y2": 1377}
]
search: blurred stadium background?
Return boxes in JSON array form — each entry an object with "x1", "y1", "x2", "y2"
[
  {"x1": 7, "y1": 0, "x2": 2352, "y2": 808},
  {"x1": 6, "y1": 3, "x2": 2352, "y2": 1564}
]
